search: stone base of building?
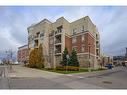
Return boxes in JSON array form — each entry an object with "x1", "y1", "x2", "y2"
[{"x1": 47, "y1": 53, "x2": 99, "y2": 69}]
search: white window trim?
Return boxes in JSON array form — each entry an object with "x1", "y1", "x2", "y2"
[
  {"x1": 82, "y1": 35, "x2": 85, "y2": 41},
  {"x1": 72, "y1": 46, "x2": 77, "y2": 51},
  {"x1": 72, "y1": 36, "x2": 76, "y2": 43},
  {"x1": 81, "y1": 45, "x2": 85, "y2": 52}
]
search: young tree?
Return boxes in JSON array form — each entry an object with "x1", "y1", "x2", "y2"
[
  {"x1": 60, "y1": 48, "x2": 69, "y2": 66},
  {"x1": 36, "y1": 44, "x2": 45, "y2": 68},
  {"x1": 69, "y1": 49, "x2": 79, "y2": 67}
]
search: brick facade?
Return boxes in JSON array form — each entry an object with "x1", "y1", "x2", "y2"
[
  {"x1": 65, "y1": 35, "x2": 72, "y2": 54},
  {"x1": 17, "y1": 45, "x2": 28, "y2": 63}
]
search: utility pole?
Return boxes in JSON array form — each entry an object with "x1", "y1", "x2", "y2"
[{"x1": 66, "y1": 54, "x2": 69, "y2": 73}]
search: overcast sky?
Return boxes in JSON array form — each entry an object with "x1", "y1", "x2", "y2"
[{"x1": 0, "y1": 6, "x2": 127, "y2": 56}]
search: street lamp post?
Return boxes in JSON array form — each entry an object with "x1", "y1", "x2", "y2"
[
  {"x1": 66, "y1": 54, "x2": 69, "y2": 73},
  {"x1": 88, "y1": 43, "x2": 91, "y2": 72}
]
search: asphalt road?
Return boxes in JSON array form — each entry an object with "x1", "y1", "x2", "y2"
[
  {"x1": 69, "y1": 66, "x2": 127, "y2": 89},
  {"x1": 0, "y1": 65, "x2": 10, "y2": 89},
  {"x1": 0, "y1": 65, "x2": 127, "y2": 89}
]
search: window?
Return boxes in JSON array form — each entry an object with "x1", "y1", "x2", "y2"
[
  {"x1": 50, "y1": 39, "x2": 53, "y2": 44},
  {"x1": 36, "y1": 32, "x2": 40, "y2": 37},
  {"x1": 72, "y1": 28, "x2": 77, "y2": 35},
  {"x1": 72, "y1": 36, "x2": 76, "y2": 43},
  {"x1": 82, "y1": 26, "x2": 84, "y2": 32},
  {"x1": 72, "y1": 46, "x2": 77, "y2": 51},
  {"x1": 40, "y1": 32, "x2": 44, "y2": 37},
  {"x1": 40, "y1": 32, "x2": 45, "y2": 40},
  {"x1": 57, "y1": 26, "x2": 63, "y2": 33},
  {"x1": 82, "y1": 35, "x2": 85, "y2": 41},
  {"x1": 81, "y1": 46, "x2": 85, "y2": 52}
]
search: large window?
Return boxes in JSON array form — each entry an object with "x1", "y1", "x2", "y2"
[
  {"x1": 72, "y1": 28, "x2": 77, "y2": 35},
  {"x1": 72, "y1": 36, "x2": 76, "y2": 43},
  {"x1": 82, "y1": 26, "x2": 84, "y2": 32},
  {"x1": 50, "y1": 39, "x2": 53, "y2": 44},
  {"x1": 72, "y1": 46, "x2": 77, "y2": 51},
  {"x1": 40, "y1": 32, "x2": 45, "y2": 40},
  {"x1": 82, "y1": 35, "x2": 85, "y2": 41},
  {"x1": 81, "y1": 45, "x2": 85, "y2": 52}
]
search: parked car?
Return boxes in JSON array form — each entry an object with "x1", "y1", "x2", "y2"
[{"x1": 105, "y1": 64, "x2": 113, "y2": 69}]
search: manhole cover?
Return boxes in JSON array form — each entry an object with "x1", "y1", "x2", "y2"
[{"x1": 102, "y1": 81, "x2": 112, "y2": 84}]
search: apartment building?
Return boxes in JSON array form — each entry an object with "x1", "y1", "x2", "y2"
[
  {"x1": 27, "y1": 16, "x2": 100, "y2": 68},
  {"x1": 17, "y1": 45, "x2": 29, "y2": 63}
]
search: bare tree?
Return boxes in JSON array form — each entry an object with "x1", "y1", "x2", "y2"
[{"x1": 5, "y1": 49, "x2": 15, "y2": 71}]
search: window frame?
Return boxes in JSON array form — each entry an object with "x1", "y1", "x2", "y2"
[{"x1": 72, "y1": 36, "x2": 77, "y2": 43}]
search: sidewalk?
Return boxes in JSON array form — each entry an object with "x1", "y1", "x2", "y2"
[
  {"x1": 65, "y1": 67, "x2": 123, "y2": 78},
  {"x1": 8, "y1": 65, "x2": 122, "y2": 79},
  {"x1": 8, "y1": 65, "x2": 63, "y2": 79}
]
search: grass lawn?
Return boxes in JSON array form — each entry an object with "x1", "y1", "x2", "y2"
[{"x1": 41, "y1": 68, "x2": 106, "y2": 74}]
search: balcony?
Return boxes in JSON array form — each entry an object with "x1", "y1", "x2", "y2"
[
  {"x1": 55, "y1": 31, "x2": 62, "y2": 36},
  {"x1": 55, "y1": 51, "x2": 61, "y2": 55},
  {"x1": 55, "y1": 40, "x2": 61, "y2": 44},
  {"x1": 96, "y1": 49, "x2": 100, "y2": 56},
  {"x1": 96, "y1": 44, "x2": 100, "y2": 48},
  {"x1": 34, "y1": 44, "x2": 38, "y2": 48},
  {"x1": 55, "y1": 28, "x2": 63, "y2": 36},
  {"x1": 34, "y1": 40, "x2": 38, "y2": 48},
  {"x1": 96, "y1": 36, "x2": 99, "y2": 41},
  {"x1": 55, "y1": 50, "x2": 61, "y2": 54},
  {"x1": 55, "y1": 35, "x2": 61, "y2": 44},
  {"x1": 55, "y1": 45, "x2": 61, "y2": 55},
  {"x1": 34, "y1": 35, "x2": 39, "y2": 40}
]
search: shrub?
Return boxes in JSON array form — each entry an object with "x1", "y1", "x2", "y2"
[
  {"x1": 55, "y1": 66, "x2": 64, "y2": 71},
  {"x1": 65, "y1": 66, "x2": 79, "y2": 71},
  {"x1": 56, "y1": 66, "x2": 79, "y2": 71}
]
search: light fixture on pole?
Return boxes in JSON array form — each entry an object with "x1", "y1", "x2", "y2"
[{"x1": 66, "y1": 54, "x2": 69, "y2": 72}]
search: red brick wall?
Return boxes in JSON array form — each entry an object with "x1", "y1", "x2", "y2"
[
  {"x1": 65, "y1": 36, "x2": 72, "y2": 54},
  {"x1": 72, "y1": 34, "x2": 84, "y2": 53},
  {"x1": 71, "y1": 32, "x2": 95, "y2": 54},
  {"x1": 17, "y1": 48, "x2": 28, "y2": 62},
  {"x1": 86, "y1": 33, "x2": 95, "y2": 54}
]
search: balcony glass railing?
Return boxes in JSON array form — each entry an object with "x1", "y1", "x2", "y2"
[
  {"x1": 55, "y1": 29, "x2": 63, "y2": 35},
  {"x1": 96, "y1": 37, "x2": 99, "y2": 40},
  {"x1": 55, "y1": 40, "x2": 61, "y2": 44},
  {"x1": 96, "y1": 44, "x2": 100, "y2": 48},
  {"x1": 55, "y1": 49, "x2": 61, "y2": 54},
  {"x1": 34, "y1": 36, "x2": 39, "y2": 39},
  {"x1": 34, "y1": 44, "x2": 38, "y2": 48}
]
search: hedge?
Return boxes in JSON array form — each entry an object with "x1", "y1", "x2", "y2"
[{"x1": 56, "y1": 66, "x2": 79, "y2": 71}]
